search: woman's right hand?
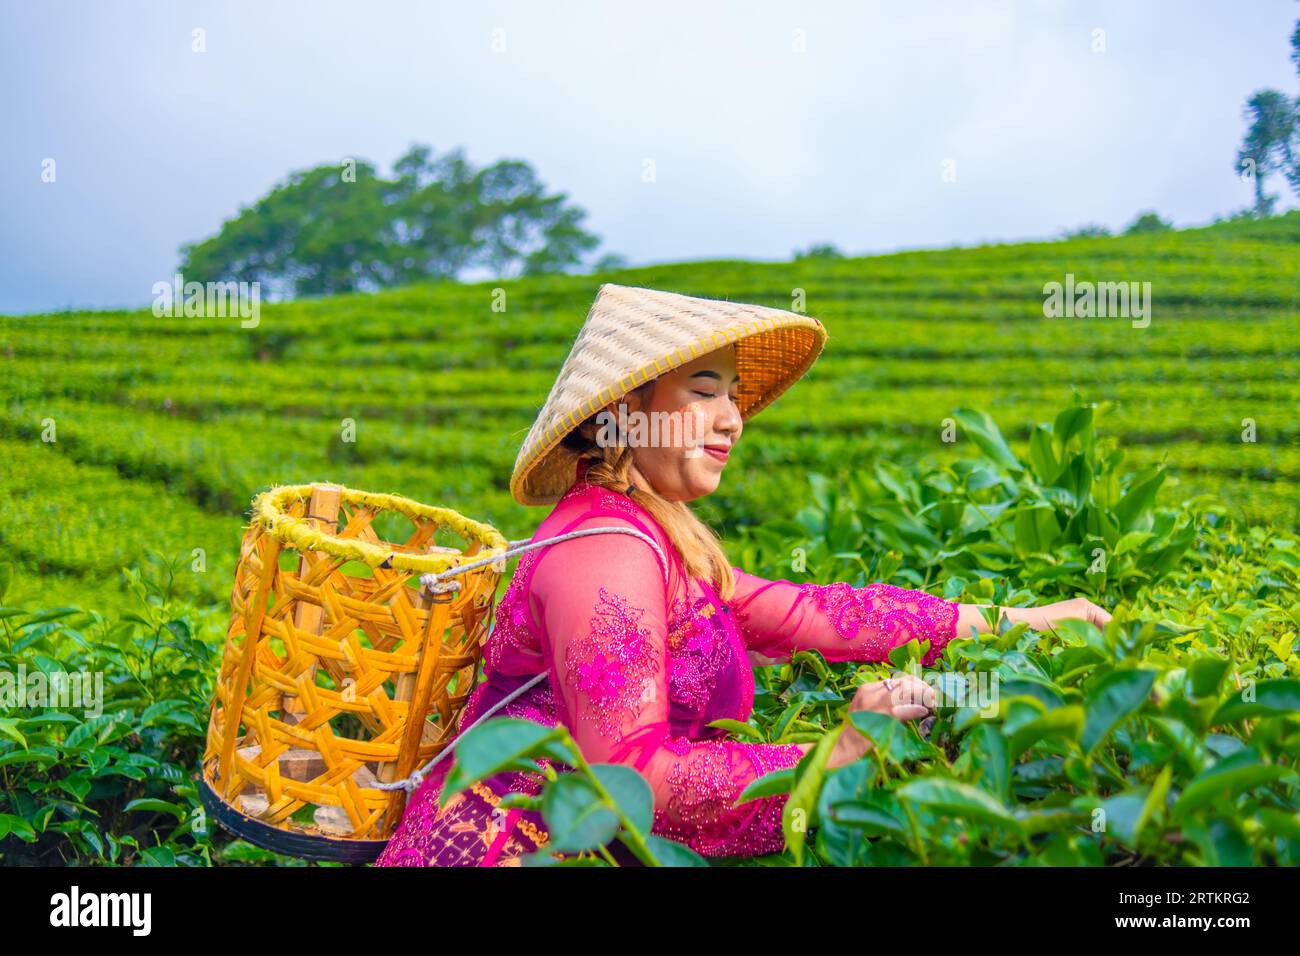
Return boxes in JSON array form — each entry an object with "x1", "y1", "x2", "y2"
[
  {"x1": 825, "y1": 675, "x2": 936, "y2": 769},
  {"x1": 853, "y1": 674, "x2": 937, "y2": 722}
]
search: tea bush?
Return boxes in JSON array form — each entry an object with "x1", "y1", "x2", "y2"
[{"x1": 0, "y1": 554, "x2": 304, "y2": 866}]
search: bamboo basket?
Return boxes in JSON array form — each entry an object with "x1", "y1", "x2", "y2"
[{"x1": 199, "y1": 482, "x2": 509, "y2": 863}]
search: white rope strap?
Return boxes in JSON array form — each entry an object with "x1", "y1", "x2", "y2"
[
  {"x1": 419, "y1": 525, "x2": 668, "y2": 594},
  {"x1": 374, "y1": 525, "x2": 669, "y2": 794}
]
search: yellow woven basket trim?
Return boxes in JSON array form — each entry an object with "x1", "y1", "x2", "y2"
[{"x1": 252, "y1": 484, "x2": 509, "y2": 574}]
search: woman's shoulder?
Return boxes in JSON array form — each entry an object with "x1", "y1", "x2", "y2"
[
  {"x1": 529, "y1": 480, "x2": 679, "y2": 582},
  {"x1": 548, "y1": 479, "x2": 657, "y2": 532}
]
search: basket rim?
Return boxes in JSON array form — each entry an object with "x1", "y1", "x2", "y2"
[{"x1": 252, "y1": 483, "x2": 509, "y2": 575}]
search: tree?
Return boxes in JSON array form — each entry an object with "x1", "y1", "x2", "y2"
[
  {"x1": 1063, "y1": 224, "x2": 1112, "y2": 239},
  {"x1": 1236, "y1": 91, "x2": 1296, "y2": 217},
  {"x1": 1289, "y1": 18, "x2": 1300, "y2": 196},
  {"x1": 179, "y1": 145, "x2": 600, "y2": 297},
  {"x1": 1123, "y1": 211, "x2": 1173, "y2": 235},
  {"x1": 1233, "y1": 19, "x2": 1300, "y2": 215},
  {"x1": 793, "y1": 242, "x2": 845, "y2": 260}
]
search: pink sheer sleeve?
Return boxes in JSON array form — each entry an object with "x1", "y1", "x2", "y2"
[
  {"x1": 530, "y1": 518, "x2": 807, "y2": 858},
  {"x1": 729, "y1": 569, "x2": 959, "y2": 667}
]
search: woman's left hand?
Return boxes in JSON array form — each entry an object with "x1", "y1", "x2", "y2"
[{"x1": 1004, "y1": 597, "x2": 1112, "y2": 632}]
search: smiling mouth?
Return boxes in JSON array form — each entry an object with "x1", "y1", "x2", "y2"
[{"x1": 703, "y1": 445, "x2": 730, "y2": 463}]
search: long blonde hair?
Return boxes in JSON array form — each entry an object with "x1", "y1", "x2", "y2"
[{"x1": 562, "y1": 386, "x2": 736, "y2": 601}]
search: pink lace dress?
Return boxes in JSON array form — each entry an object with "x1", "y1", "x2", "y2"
[{"x1": 374, "y1": 477, "x2": 959, "y2": 866}]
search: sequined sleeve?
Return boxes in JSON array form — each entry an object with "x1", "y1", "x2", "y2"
[
  {"x1": 728, "y1": 569, "x2": 959, "y2": 667},
  {"x1": 531, "y1": 517, "x2": 807, "y2": 858}
]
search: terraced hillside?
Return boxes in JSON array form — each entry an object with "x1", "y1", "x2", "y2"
[{"x1": 1, "y1": 213, "x2": 1297, "y2": 612}]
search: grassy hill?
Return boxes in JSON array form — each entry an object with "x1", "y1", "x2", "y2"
[{"x1": 2, "y1": 212, "x2": 1297, "y2": 613}]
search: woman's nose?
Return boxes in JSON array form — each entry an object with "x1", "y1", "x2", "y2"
[{"x1": 717, "y1": 398, "x2": 742, "y2": 440}]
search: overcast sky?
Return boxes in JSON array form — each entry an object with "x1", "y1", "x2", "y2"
[{"x1": 2, "y1": 0, "x2": 1296, "y2": 314}]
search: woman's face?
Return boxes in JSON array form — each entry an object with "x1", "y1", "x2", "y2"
[{"x1": 612, "y1": 345, "x2": 743, "y2": 502}]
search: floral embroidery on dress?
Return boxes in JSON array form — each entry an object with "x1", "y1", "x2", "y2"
[
  {"x1": 730, "y1": 604, "x2": 763, "y2": 652},
  {"x1": 596, "y1": 490, "x2": 637, "y2": 515},
  {"x1": 666, "y1": 595, "x2": 732, "y2": 711},
  {"x1": 563, "y1": 587, "x2": 659, "y2": 740},
  {"x1": 795, "y1": 581, "x2": 958, "y2": 666},
  {"x1": 650, "y1": 736, "x2": 805, "y2": 857},
  {"x1": 484, "y1": 551, "x2": 540, "y2": 670},
  {"x1": 663, "y1": 738, "x2": 747, "y2": 826}
]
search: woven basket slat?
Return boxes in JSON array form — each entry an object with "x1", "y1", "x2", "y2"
[
  {"x1": 387, "y1": 597, "x2": 453, "y2": 787},
  {"x1": 216, "y1": 534, "x2": 283, "y2": 800}
]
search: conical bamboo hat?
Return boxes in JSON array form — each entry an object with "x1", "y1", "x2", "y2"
[{"x1": 510, "y1": 282, "x2": 827, "y2": 505}]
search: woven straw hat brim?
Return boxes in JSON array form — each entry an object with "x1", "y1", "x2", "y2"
[{"x1": 510, "y1": 283, "x2": 827, "y2": 506}]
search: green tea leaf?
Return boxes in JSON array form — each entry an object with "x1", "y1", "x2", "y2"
[
  {"x1": 898, "y1": 778, "x2": 1022, "y2": 833},
  {"x1": 1053, "y1": 405, "x2": 1094, "y2": 456},
  {"x1": 705, "y1": 719, "x2": 764, "y2": 740},
  {"x1": 954, "y1": 407, "x2": 1023, "y2": 472},
  {"x1": 1172, "y1": 749, "x2": 1292, "y2": 818},
  {"x1": 1028, "y1": 425, "x2": 1060, "y2": 484},
  {"x1": 1115, "y1": 467, "x2": 1166, "y2": 533},
  {"x1": 1212, "y1": 678, "x2": 1300, "y2": 724},
  {"x1": 1186, "y1": 655, "x2": 1230, "y2": 700},
  {"x1": 440, "y1": 718, "x2": 572, "y2": 804},
  {"x1": 643, "y1": 834, "x2": 709, "y2": 867},
  {"x1": 541, "y1": 774, "x2": 620, "y2": 853},
  {"x1": 589, "y1": 763, "x2": 654, "y2": 836},
  {"x1": 785, "y1": 723, "x2": 841, "y2": 865},
  {"x1": 1082, "y1": 669, "x2": 1156, "y2": 753},
  {"x1": 1008, "y1": 705, "x2": 1085, "y2": 759},
  {"x1": 123, "y1": 798, "x2": 188, "y2": 821},
  {"x1": 1113, "y1": 531, "x2": 1155, "y2": 556}
]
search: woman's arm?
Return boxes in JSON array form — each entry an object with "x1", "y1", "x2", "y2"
[
  {"x1": 954, "y1": 597, "x2": 1113, "y2": 637},
  {"x1": 729, "y1": 570, "x2": 960, "y2": 667},
  {"x1": 732, "y1": 569, "x2": 1112, "y2": 667}
]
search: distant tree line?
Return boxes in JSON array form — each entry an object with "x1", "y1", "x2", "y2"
[
  {"x1": 1063, "y1": 211, "x2": 1174, "y2": 241},
  {"x1": 180, "y1": 144, "x2": 605, "y2": 297}
]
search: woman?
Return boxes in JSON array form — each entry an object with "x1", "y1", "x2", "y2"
[{"x1": 375, "y1": 283, "x2": 1111, "y2": 866}]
